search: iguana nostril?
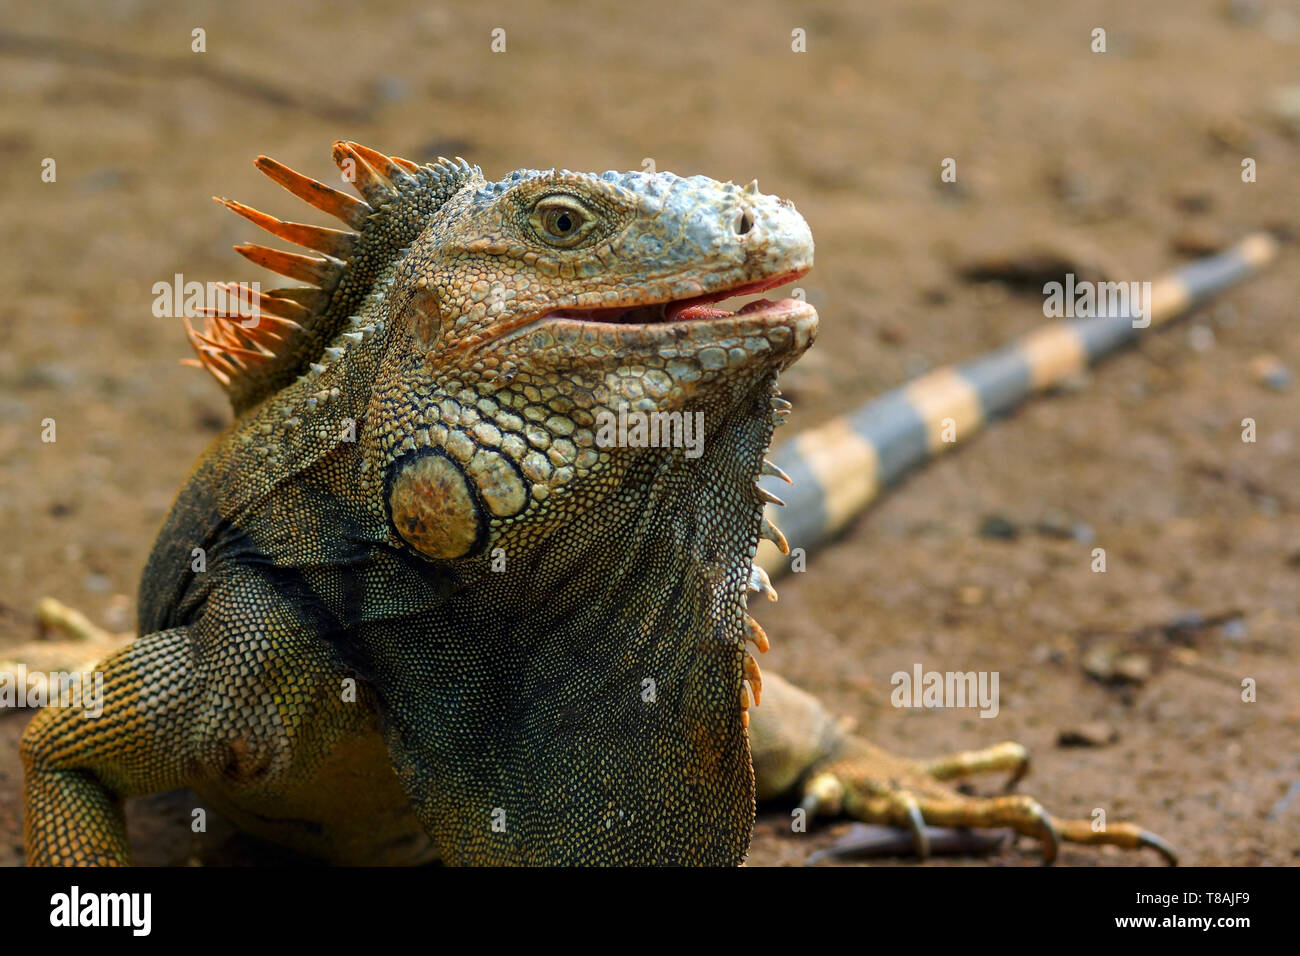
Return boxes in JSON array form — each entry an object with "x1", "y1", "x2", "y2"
[{"x1": 735, "y1": 210, "x2": 754, "y2": 236}]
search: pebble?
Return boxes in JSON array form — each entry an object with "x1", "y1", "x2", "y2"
[
  {"x1": 1250, "y1": 354, "x2": 1293, "y2": 392},
  {"x1": 1114, "y1": 653, "x2": 1153, "y2": 684},
  {"x1": 978, "y1": 514, "x2": 1019, "y2": 540},
  {"x1": 1034, "y1": 511, "x2": 1096, "y2": 543},
  {"x1": 1057, "y1": 722, "x2": 1119, "y2": 747},
  {"x1": 1082, "y1": 640, "x2": 1152, "y2": 685},
  {"x1": 1082, "y1": 641, "x2": 1122, "y2": 681}
]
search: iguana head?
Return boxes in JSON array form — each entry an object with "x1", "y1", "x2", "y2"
[
  {"x1": 376, "y1": 167, "x2": 816, "y2": 563},
  {"x1": 200, "y1": 145, "x2": 817, "y2": 863}
]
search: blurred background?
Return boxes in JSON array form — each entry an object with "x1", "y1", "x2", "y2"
[{"x1": 0, "y1": 0, "x2": 1296, "y2": 865}]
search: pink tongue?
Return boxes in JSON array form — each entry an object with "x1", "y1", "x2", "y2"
[{"x1": 671, "y1": 305, "x2": 732, "y2": 322}]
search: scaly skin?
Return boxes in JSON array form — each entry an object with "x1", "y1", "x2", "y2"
[{"x1": 21, "y1": 143, "x2": 1177, "y2": 865}]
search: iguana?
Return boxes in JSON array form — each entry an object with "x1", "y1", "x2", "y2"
[{"x1": 18, "y1": 141, "x2": 1276, "y2": 866}]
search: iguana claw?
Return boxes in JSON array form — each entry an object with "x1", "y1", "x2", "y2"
[{"x1": 799, "y1": 738, "x2": 1175, "y2": 866}]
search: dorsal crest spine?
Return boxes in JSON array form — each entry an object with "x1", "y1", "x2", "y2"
[{"x1": 185, "y1": 141, "x2": 480, "y2": 414}]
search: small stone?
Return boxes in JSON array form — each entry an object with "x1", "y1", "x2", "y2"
[
  {"x1": 1082, "y1": 641, "x2": 1122, "y2": 681},
  {"x1": 1057, "y1": 722, "x2": 1119, "y2": 747},
  {"x1": 1113, "y1": 653, "x2": 1152, "y2": 684},
  {"x1": 978, "y1": 514, "x2": 1019, "y2": 540},
  {"x1": 1034, "y1": 511, "x2": 1094, "y2": 542},
  {"x1": 1250, "y1": 354, "x2": 1293, "y2": 392}
]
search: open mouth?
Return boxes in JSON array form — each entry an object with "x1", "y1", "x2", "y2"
[{"x1": 540, "y1": 269, "x2": 810, "y2": 326}]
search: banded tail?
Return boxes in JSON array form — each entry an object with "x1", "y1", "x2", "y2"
[{"x1": 756, "y1": 233, "x2": 1280, "y2": 579}]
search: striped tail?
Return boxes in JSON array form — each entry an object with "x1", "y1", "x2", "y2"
[{"x1": 755, "y1": 232, "x2": 1279, "y2": 579}]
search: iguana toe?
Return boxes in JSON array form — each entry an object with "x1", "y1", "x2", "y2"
[{"x1": 798, "y1": 737, "x2": 1176, "y2": 866}]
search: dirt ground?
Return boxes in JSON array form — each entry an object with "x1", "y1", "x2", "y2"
[{"x1": 0, "y1": 0, "x2": 1296, "y2": 867}]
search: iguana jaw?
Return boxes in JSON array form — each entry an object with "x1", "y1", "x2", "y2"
[
  {"x1": 534, "y1": 269, "x2": 811, "y2": 328},
  {"x1": 473, "y1": 267, "x2": 815, "y2": 366}
]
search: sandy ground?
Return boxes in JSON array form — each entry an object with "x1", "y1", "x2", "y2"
[{"x1": 0, "y1": 0, "x2": 1296, "y2": 867}]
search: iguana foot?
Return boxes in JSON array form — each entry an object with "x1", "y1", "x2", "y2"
[
  {"x1": 34, "y1": 596, "x2": 127, "y2": 643},
  {"x1": 798, "y1": 736, "x2": 1177, "y2": 865}
]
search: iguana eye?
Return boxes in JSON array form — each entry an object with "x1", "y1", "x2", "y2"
[{"x1": 529, "y1": 196, "x2": 594, "y2": 247}]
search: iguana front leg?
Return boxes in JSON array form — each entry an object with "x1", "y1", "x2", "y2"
[
  {"x1": 21, "y1": 626, "x2": 199, "y2": 865},
  {"x1": 21, "y1": 582, "x2": 397, "y2": 867},
  {"x1": 749, "y1": 670, "x2": 1177, "y2": 865}
]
